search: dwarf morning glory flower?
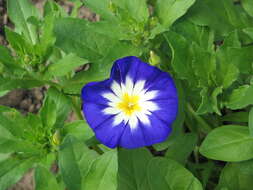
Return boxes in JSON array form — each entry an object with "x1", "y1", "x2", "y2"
[{"x1": 81, "y1": 56, "x2": 178, "y2": 149}]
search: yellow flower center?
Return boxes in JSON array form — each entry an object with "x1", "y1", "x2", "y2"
[{"x1": 117, "y1": 93, "x2": 141, "y2": 116}]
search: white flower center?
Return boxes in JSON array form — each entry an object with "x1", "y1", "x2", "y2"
[{"x1": 102, "y1": 76, "x2": 159, "y2": 130}]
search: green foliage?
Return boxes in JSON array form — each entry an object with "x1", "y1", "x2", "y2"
[
  {"x1": 165, "y1": 133, "x2": 198, "y2": 165},
  {"x1": 217, "y1": 160, "x2": 253, "y2": 190},
  {"x1": 46, "y1": 53, "x2": 88, "y2": 77},
  {"x1": 58, "y1": 136, "x2": 99, "y2": 190},
  {"x1": 242, "y1": 0, "x2": 253, "y2": 17},
  {"x1": 249, "y1": 108, "x2": 253, "y2": 136},
  {"x1": 155, "y1": 0, "x2": 196, "y2": 28},
  {"x1": 200, "y1": 125, "x2": 253, "y2": 162},
  {"x1": 117, "y1": 148, "x2": 152, "y2": 190},
  {"x1": 2, "y1": 0, "x2": 253, "y2": 189},
  {"x1": 35, "y1": 165, "x2": 60, "y2": 190},
  {"x1": 148, "y1": 158, "x2": 203, "y2": 189},
  {"x1": 0, "y1": 157, "x2": 35, "y2": 190},
  {"x1": 226, "y1": 85, "x2": 253, "y2": 109},
  {"x1": 82, "y1": 150, "x2": 118, "y2": 190},
  {"x1": 7, "y1": 0, "x2": 39, "y2": 44},
  {"x1": 42, "y1": 87, "x2": 71, "y2": 129}
]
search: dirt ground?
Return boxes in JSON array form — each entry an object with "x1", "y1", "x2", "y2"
[{"x1": 0, "y1": 0, "x2": 97, "y2": 189}]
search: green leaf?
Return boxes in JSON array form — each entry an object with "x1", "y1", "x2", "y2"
[
  {"x1": 44, "y1": 0, "x2": 67, "y2": 17},
  {"x1": 165, "y1": 133, "x2": 198, "y2": 165},
  {"x1": 0, "y1": 77, "x2": 44, "y2": 92},
  {"x1": 0, "y1": 45, "x2": 15, "y2": 65},
  {"x1": 191, "y1": 42, "x2": 216, "y2": 87},
  {"x1": 217, "y1": 62, "x2": 239, "y2": 89},
  {"x1": 46, "y1": 53, "x2": 88, "y2": 77},
  {"x1": 222, "y1": 112, "x2": 249, "y2": 123},
  {"x1": 242, "y1": 0, "x2": 253, "y2": 17},
  {"x1": 35, "y1": 165, "x2": 60, "y2": 190},
  {"x1": 0, "y1": 125, "x2": 25, "y2": 153},
  {"x1": 187, "y1": 0, "x2": 252, "y2": 38},
  {"x1": 215, "y1": 31, "x2": 240, "y2": 88},
  {"x1": 155, "y1": 0, "x2": 196, "y2": 28},
  {"x1": 243, "y1": 27, "x2": 253, "y2": 40},
  {"x1": 231, "y1": 49, "x2": 253, "y2": 75},
  {"x1": 40, "y1": 96, "x2": 57, "y2": 128},
  {"x1": 62, "y1": 120, "x2": 94, "y2": 141},
  {"x1": 217, "y1": 160, "x2": 253, "y2": 190},
  {"x1": 112, "y1": 0, "x2": 149, "y2": 23},
  {"x1": 0, "y1": 157, "x2": 34, "y2": 190},
  {"x1": 62, "y1": 41, "x2": 141, "y2": 94},
  {"x1": 38, "y1": 153, "x2": 56, "y2": 171},
  {"x1": 0, "y1": 46, "x2": 25, "y2": 75},
  {"x1": 221, "y1": 30, "x2": 241, "y2": 48},
  {"x1": 84, "y1": 0, "x2": 117, "y2": 21},
  {"x1": 5, "y1": 27, "x2": 33, "y2": 55},
  {"x1": 0, "y1": 107, "x2": 25, "y2": 137},
  {"x1": 0, "y1": 45, "x2": 26, "y2": 76},
  {"x1": 82, "y1": 150, "x2": 118, "y2": 190},
  {"x1": 164, "y1": 32, "x2": 196, "y2": 83},
  {"x1": 0, "y1": 153, "x2": 11, "y2": 163},
  {"x1": 226, "y1": 85, "x2": 253, "y2": 110},
  {"x1": 82, "y1": 21, "x2": 127, "y2": 40},
  {"x1": 200, "y1": 125, "x2": 253, "y2": 162},
  {"x1": 197, "y1": 87, "x2": 223, "y2": 115},
  {"x1": 148, "y1": 158, "x2": 203, "y2": 190},
  {"x1": 45, "y1": 87, "x2": 71, "y2": 128},
  {"x1": 36, "y1": 13, "x2": 56, "y2": 58},
  {"x1": 0, "y1": 90, "x2": 9, "y2": 98},
  {"x1": 7, "y1": 0, "x2": 39, "y2": 44},
  {"x1": 249, "y1": 108, "x2": 253, "y2": 137},
  {"x1": 0, "y1": 108, "x2": 39, "y2": 154},
  {"x1": 117, "y1": 148, "x2": 152, "y2": 190},
  {"x1": 219, "y1": 45, "x2": 253, "y2": 75},
  {"x1": 54, "y1": 17, "x2": 117, "y2": 61},
  {"x1": 172, "y1": 20, "x2": 215, "y2": 51},
  {"x1": 58, "y1": 136, "x2": 98, "y2": 190}
]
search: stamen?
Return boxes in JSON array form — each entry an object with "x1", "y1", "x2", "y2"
[{"x1": 117, "y1": 93, "x2": 141, "y2": 116}]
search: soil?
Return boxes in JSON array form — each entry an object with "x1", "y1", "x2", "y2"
[
  {"x1": 0, "y1": 0, "x2": 96, "y2": 189},
  {"x1": 0, "y1": 87, "x2": 46, "y2": 114}
]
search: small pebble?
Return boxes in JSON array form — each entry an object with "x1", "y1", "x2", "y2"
[
  {"x1": 20, "y1": 99, "x2": 32, "y2": 110},
  {"x1": 35, "y1": 103, "x2": 42, "y2": 110},
  {"x1": 32, "y1": 89, "x2": 43, "y2": 101},
  {"x1": 28, "y1": 104, "x2": 35, "y2": 113}
]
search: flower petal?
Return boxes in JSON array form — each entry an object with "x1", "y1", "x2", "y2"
[
  {"x1": 153, "y1": 99, "x2": 178, "y2": 124},
  {"x1": 119, "y1": 114, "x2": 172, "y2": 149},
  {"x1": 110, "y1": 56, "x2": 142, "y2": 84},
  {"x1": 94, "y1": 117, "x2": 126, "y2": 148},
  {"x1": 81, "y1": 79, "x2": 112, "y2": 105}
]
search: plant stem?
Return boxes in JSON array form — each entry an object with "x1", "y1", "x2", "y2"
[{"x1": 71, "y1": 96, "x2": 83, "y2": 120}]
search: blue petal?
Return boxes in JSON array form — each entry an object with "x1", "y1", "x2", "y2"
[
  {"x1": 110, "y1": 56, "x2": 142, "y2": 84},
  {"x1": 94, "y1": 117, "x2": 125, "y2": 148},
  {"x1": 111, "y1": 56, "x2": 171, "y2": 87},
  {"x1": 81, "y1": 79, "x2": 115, "y2": 129},
  {"x1": 153, "y1": 99, "x2": 178, "y2": 125},
  {"x1": 82, "y1": 102, "x2": 110, "y2": 129},
  {"x1": 81, "y1": 79, "x2": 112, "y2": 105},
  {"x1": 119, "y1": 115, "x2": 172, "y2": 149}
]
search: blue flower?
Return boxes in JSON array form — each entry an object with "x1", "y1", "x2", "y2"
[{"x1": 81, "y1": 56, "x2": 178, "y2": 149}]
